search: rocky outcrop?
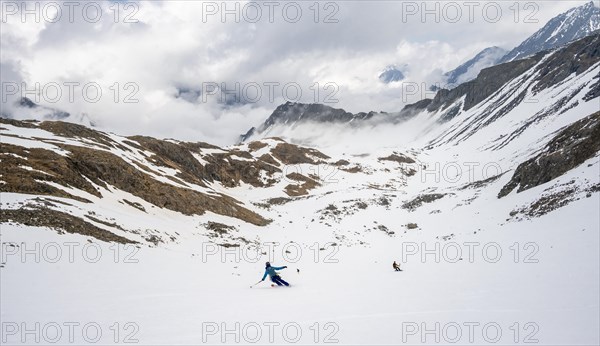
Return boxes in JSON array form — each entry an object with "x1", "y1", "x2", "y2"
[
  {"x1": 0, "y1": 117, "x2": 348, "y2": 230},
  {"x1": 509, "y1": 182, "x2": 600, "y2": 218},
  {"x1": 426, "y1": 55, "x2": 542, "y2": 113},
  {"x1": 533, "y1": 33, "x2": 600, "y2": 92},
  {"x1": 378, "y1": 153, "x2": 415, "y2": 164},
  {"x1": 402, "y1": 193, "x2": 447, "y2": 211},
  {"x1": 0, "y1": 142, "x2": 100, "y2": 202},
  {"x1": 284, "y1": 172, "x2": 320, "y2": 197},
  {"x1": 263, "y1": 102, "x2": 379, "y2": 127},
  {"x1": 129, "y1": 136, "x2": 281, "y2": 189},
  {"x1": 40, "y1": 121, "x2": 120, "y2": 150},
  {"x1": 270, "y1": 142, "x2": 329, "y2": 165},
  {"x1": 499, "y1": 111, "x2": 600, "y2": 197},
  {"x1": 0, "y1": 138, "x2": 270, "y2": 225},
  {"x1": 239, "y1": 102, "x2": 391, "y2": 141},
  {"x1": 0, "y1": 118, "x2": 292, "y2": 227},
  {"x1": 0, "y1": 207, "x2": 135, "y2": 244}
]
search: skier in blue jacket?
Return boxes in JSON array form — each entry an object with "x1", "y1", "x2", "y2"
[{"x1": 261, "y1": 262, "x2": 290, "y2": 286}]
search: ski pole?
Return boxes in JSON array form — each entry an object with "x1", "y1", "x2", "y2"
[{"x1": 250, "y1": 280, "x2": 262, "y2": 288}]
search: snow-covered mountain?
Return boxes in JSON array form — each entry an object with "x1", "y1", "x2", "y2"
[
  {"x1": 444, "y1": 46, "x2": 507, "y2": 86},
  {"x1": 3, "y1": 28, "x2": 599, "y2": 251},
  {"x1": 499, "y1": 1, "x2": 600, "y2": 63},
  {"x1": 440, "y1": 1, "x2": 599, "y2": 87},
  {"x1": 3, "y1": 32, "x2": 599, "y2": 255},
  {"x1": 378, "y1": 64, "x2": 406, "y2": 83},
  {"x1": 244, "y1": 33, "x2": 600, "y2": 145}
]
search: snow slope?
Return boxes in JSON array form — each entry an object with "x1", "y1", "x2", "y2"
[
  {"x1": 2, "y1": 106, "x2": 599, "y2": 345},
  {"x1": 2, "y1": 160, "x2": 598, "y2": 344}
]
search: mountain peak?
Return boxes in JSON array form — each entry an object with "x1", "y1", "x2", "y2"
[
  {"x1": 379, "y1": 65, "x2": 406, "y2": 83},
  {"x1": 240, "y1": 102, "x2": 390, "y2": 142},
  {"x1": 499, "y1": 1, "x2": 600, "y2": 63},
  {"x1": 578, "y1": 1, "x2": 596, "y2": 11},
  {"x1": 444, "y1": 46, "x2": 508, "y2": 86}
]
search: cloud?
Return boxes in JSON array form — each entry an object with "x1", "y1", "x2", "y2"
[
  {"x1": 0, "y1": 0, "x2": 591, "y2": 145},
  {"x1": 0, "y1": 60, "x2": 26, "y2": 116}
]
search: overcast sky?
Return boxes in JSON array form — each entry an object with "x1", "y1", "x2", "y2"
[{"x1": 0, "y1": 0, "x2": 591, "y2": 145}]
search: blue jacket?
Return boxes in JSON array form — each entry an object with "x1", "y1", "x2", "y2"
[{"x1": 262, "y1": 266, "x2": 286, "y2": 280}]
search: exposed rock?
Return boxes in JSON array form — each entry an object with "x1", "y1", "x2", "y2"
[
  {"x1": 219, "y1": 243, "x2": 240, "y2": 248},
  {"x1": 145, "y1": 234, "x2": 163, "y2": 246},
  {"x1": 258, "y1": 153, "x2": 280, "y2": 166},
  {"x1": 377, "y1": 224, "x2": 394, "y2": 236},
  {"x1": 459, "y1": 173, "x2": 504, "y2": 190},
  {"x1": 271, "y1": 142, "x2": 329, "y2": 165},
  {"x1": 266, "y1": 102, "x2": 383, "y2": 127},
  {"x1": 0, "y1": 207, "x2": 135, "y2": 243},
  {"x1": 583, "y1": 74, "x2": 600, "y2": 101},
  {"x1": 499, "y1": 111, "x2": 600, "y2": 197},
  {"x1": 267, "y1": 197, "x2": 292, "y2": 205},
  {"x1": 0, "y1": 118, "x2": 38, "y2": 129},
  {"x1": 378, "y1": 153, "x2": 415, "y2": 164},
  {"x1": 533, "y1": 33, "x2": 600, "y2": 92},
  {"x1": 0, "y1": 143, "x2": 98, "y2": 202},
  {"x1": 0, "y1": 121, "x2": 270, "y2": 226},
  {"x1": 123, "y1": 199, "x2": 146, "y2": 212},
  {"x1": 333, "y1": 159, "x2": 350, "y2": 166},
  {"x1": 40, "y1": 121, "x2": 124, "y2": 150},
  {"x1": 400, "y1": 99, "x2": 432, "y2": 116},
  {"x1": 205, "y1": 222, "x2": 236, "y2": 236},
  {"x1": 377, "y1": 196, "x2": 391, "y2": 207},
  {"x1": 131, "y1": 136, "x2": 280, "y2": 188},
  {"x1": 66, "y1": 144, "x2": 270, "y2": 225},
  {"x1": 247, "y1": 141, "x2": 268, "y2": 151},
  {"x1": 511, "y1": 182, "x2": 599, "y2": 217},
  {"x1": 340, "y1": 165, "x2": 362, "y2": 173},
  {"x1": 355, "y1": 201, "x2": 368, "y2": 209},
  {"x1": 402, "y1": 194, "x2": 446, "y2": 211},
  {"x1": 84, "y1": 214, "x2": 128, "y2": 232},
  {"x1": 284, "y1": 173, "x2": 320, "y2": 196},
  {"x1": 0, "y1": 117, "x2": 342, "y2": 231},
  {"x1": 240, "y1": 102, "x2": 393, "y2": 141},
  {"x1": 428, "y1": 56, "x2": 542, "y2": 113}
]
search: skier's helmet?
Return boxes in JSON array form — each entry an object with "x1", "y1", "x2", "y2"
[{"x1": 265, "y1": 261, "x2": 271, "y2": 267}]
